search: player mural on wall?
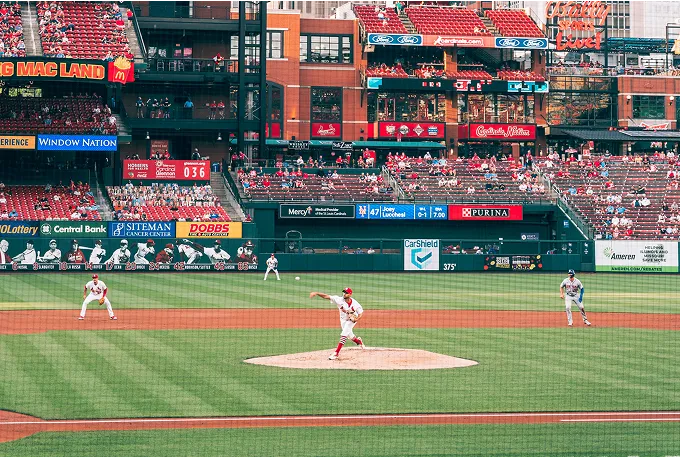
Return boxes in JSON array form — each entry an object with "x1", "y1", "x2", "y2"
[
  {"x1": 63, "y1": 239, "x2": 86, "y2": 263},
  {"x1": 134, "y1": 239, "x2": 155, "y2": 265},
  {"x1": 237, "y1": 240, "x2": 257, "y2": 264},
  {"x1": 0, "y1": 239, "x2": 12, "y2": 264},
  {"x1": 107, "y1": 239, "x2": 131, "y2": 264},
  {"x1": 155, "y1": 244, "x2": 175, "y2": 264},
  {"x1": 37, "y1": 239, "x2": 62, "y2": 263},
  {"x1": 13, "y1": 241, "x2": 37, "y2": 265},
  {"x1": 177, "y1": 239, "x2": 232, "y2": 264},
  {"x1": 84, "y1": 240, "x2": 107, "y2": 264}
]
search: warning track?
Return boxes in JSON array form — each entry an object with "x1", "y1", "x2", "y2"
[
  {"x1": 1, "y1": 309, "x2": 679, "y2": 334},
  {"x1": 1, "y1": 410, "x2": 680, "y2": 443}
]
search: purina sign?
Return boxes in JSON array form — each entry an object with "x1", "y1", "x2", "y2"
[
  {"x1": 468, "y1": 123, "x2": 536, "y2": 140},
  {"x1": 448, "y1": 205, "x2": 524, "y2": 221}
]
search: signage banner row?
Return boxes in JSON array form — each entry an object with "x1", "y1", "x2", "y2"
[
  {"x1": 595, "y1": 240, "x2": 678, "y2": 273},
  {"x1": 123, "y1": 160, "x2": 210, "y2": 181},
  {"x1": 279, "y1": 204, "x2": 355, "y2": 219},
  {"x1": 367, "y1": 77, "x2": 548, "y2": 93},
  {"x1": 367, "y1": 33, "x2": 548, "y2": 49},
  {"x1": 484, "y1": 255, "x2": 543, "y2": 271},
  {"x1": 378, "y1": 121, "x2": 445, "y2": 139},
  {"x1": 0, "y1": 58, "x2": 134, "y2": 84},
  {"x1": 106, "y1": 222, "x2": 243, "y2": 239},
  {"x1": 0, "y1": 237, "x2": 257, "y2": 271},
  {"x1": 278, "y1": 204, "x2": 523, "y2": 221}
]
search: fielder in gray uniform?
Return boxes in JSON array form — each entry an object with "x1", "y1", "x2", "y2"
[{"x1": 560, "y1": 269, "x2": 592, "y2": 327}]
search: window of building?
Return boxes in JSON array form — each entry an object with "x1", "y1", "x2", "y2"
[
  {"x1": 311, "y1": 87, "x2": 342, "y2": 121},
  {"x1": 633, "y1": 95, "x2": 665, "y2": 119},
  {"x1": 548, "y1": 92, "x2": 615, "y2": 126},
  {"x1": 300, "y1": 34, "x2": 352, "y2": 64},
  {"x1": 268, "y1": 31, "x2": 283, "y2": 59},
  {"x1": 266, "y1": 82, "x2": 284, "y2": 138},
  {"x1": 368, "y1": 92, "x2": 445, "y2": 122}
]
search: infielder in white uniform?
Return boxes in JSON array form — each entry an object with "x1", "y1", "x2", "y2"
[
  {"x1": 79, "y1": 274, "x2": 116, "y2": 320},
  {"x1": 107, "y1": 240, "x2": 131, "y2": 264},
  {"x1": 14, "y1": 241, "x2": 37, "y2": 265},
  {"x1": 38, "y1": 240, "x2": 61, "y2": 263},
  {"x1": 560, "y1": 269, "x2": 591, "y2": 327},
  {"x1": 263, "y1": 253, "x2": 280, "y2": 280},
  {"x1": 134, "y1": 239, "x2": 155, "y2": 264},
  {"x1": 310, "y1": 287, "x2": 366, "y2": 359}
]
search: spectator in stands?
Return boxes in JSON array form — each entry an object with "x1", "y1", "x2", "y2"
[
  {"x1": 640, "y1": 197, "x2": 651, "y2": 207},
  {"x1": 126, "y1": 7, "x2": 133, "y2": 28},
  {"x1": 217, "y1": 100, "x2": 225, "y2": 119},
  {"x1": 183, "y1": 98, "x2": 194, "y2": 119},
  {"x1": 136, "y1": 97, "x2": 144, "y2": 118}
]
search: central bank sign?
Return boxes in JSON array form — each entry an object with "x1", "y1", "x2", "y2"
[
  {"x1": 40, "y1": 222, "x2": 107, "y2": 238},
  {"x1": 404, "y1": 239, "x2": 440, "y2": 271},
  {"x1": 279, "y1": 204, "x2": 355, "y2": 219}
]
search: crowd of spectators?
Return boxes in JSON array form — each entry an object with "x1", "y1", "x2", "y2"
[
  {"x1": 0, "y1": 180, "x2": 100, "y2": 221},
  {"x1": 37, "y1": 1, "x2": 133, "y2": 60},
  {"x1": 497, "y1": 69, "x2": 545, "y2": 82},
  {"x1": 108, "y1": 182, "x2": 222, "y2": 221},
  {"x1": 0, "y1": 2, "x2": 24, "y2": 57}
]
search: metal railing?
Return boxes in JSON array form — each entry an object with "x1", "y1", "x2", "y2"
[
  {"x1": 129, "y1": 105, "x2": 236, "y2": 121},
  {"x1": 146, "y1": 57, "x2": 237, "y2": 74},
  {"x1": 134, "y1": 4, "x2": 260, "y2": 21}
]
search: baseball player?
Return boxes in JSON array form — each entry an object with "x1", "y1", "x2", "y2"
[
  {"x1": 560, "y1": 269, "x2": 592, "y2": 327},
  {"x1": 14, "y1": 241, "x2": 37, "y2": 265},
  {"x1": 201, "y1": 240, "x2": 231, "y2": 264},
  {"x1": 38, "y1": 239, "x2": 61, "y2": 263},
  {"x1": 84, "y1": 240, "x2": 106, "y2": 264},
  {"x1": 310, "y1": 287, "x2": 366, "y2": 360},
  {"x1": 0, "y1": 240, "x2": 11, "y2": 264},
  {"x1": 263, "y1": 253, "x2": 280, "y2": 280},
  {"x1": 63, "y1": 239, "x2": 86, "y2": 263},
  {"x1": 177, "y1": 239, "x2": 202, "y2": 264},
  {"x1": 79, "y1": 274, "x2": 116, "y2": 320},
  {"x1": 134, "y1": 239, "x2": 155, "y2": 264},
  {"x1": 107, "y1": 239, "x2": 131, "y2": 264},
  {"x1": 155, "y1": 244, "x2": 174, "y2": 264}
]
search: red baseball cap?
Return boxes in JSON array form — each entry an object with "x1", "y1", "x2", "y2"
[
  {"x1": 343, "y1": 288, "x2": 353, "y2": 295},
  {"x1": 92, "y1": 274, "x2": 99, "y2": 279}
]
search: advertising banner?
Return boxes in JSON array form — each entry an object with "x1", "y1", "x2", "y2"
[
  {"x1": 378, "y1": 121, "x2": 445, "y2": 139},
  {"x1": 123, "y1": 160, "x2": 210, "y2": 181},
  {"x1": 0, "y1": 135, "x2": 35, "y2": 150},
  {"x1": 279, "y1": 204, "x2": 355, "y2": 219},
  {"x1": 366, "y1": 78, "x2": 547, "y2": 94},
  {"x1": 595, "y1": 240, "x2": 678, "y2": 272},
  {"x1": 37, "y1": 135, "x2": 118, "y2": 151},
  {"x1": 404, "y1": 239, "x2": 440, "y2": 271},
  {"x1": 483, "y1": 255, "x2": 543, "y2": 271},
  {"x1": 356, "y1": 204, "x2": 447, "y2": 220},
  {"x1": 311, "y1": 123, "x2": 341, "y2": 139},
  {"x1": 0, "y1": 221, "x2": 40, "y2": 237},
  {"x1": 495, "y1": 37, "x2": 548, "y2": 49},
  {"x1": 288, "y1": 140, "x2": 310, "y2": 151},
  {"x1": 175, "y1": 222, "x2": 243, "y2": 238},
  {"x1": 40, "y1": 222, "x2": 108, "y2": 238},
  {"x1": 108, "y1": 222, "x2": 176, "y2": 238},
  {"x1": 415, "y1": 205, "x2": 448, "y2": 220},
  {"x1": 0, "y1": 58, "x2": 134, "y2": 84},
  {"x1": 468, "y1": 124, "x2": 536, "y2": 141},
  {"x1": 507, "y1": 81, "x2": 549, "y2": 94},
  {"x1": 448, "y1": 205, "x2": 524, "y2": 221},
  {"x1": 0, "y1": 237, "x2": 257, "y2": 272},
  {"x1": 422, "y1": 35, "x2": 495, "y2": 47},
  {"x1": 367, "y1": 33, "x2": 423, "y2": 46}
]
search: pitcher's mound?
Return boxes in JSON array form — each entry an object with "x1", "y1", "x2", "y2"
[{"x1": 245, "y1": 347, "x2": 478, "y2": 370}]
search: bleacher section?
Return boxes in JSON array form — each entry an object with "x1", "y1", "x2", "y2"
[
  {"x1": 386, "y1": 156, "x2": 547, "y2": 203},
  {"x1": 446, "y1": 69, "x2": 493, "y2": 80},
  {"x1": 485, "y1": 10, "x2": 544, "y2": 38},
  {"x1": 0, "y1": 2, "x2": 24, "y2": 57},
  {"x1": 539, "y1": 155, "x2": 680, "y2": 239},
  {"x1": 37, "y1": 1, "x2": 132, "y2": 60},
  {"x1": 353, "y1": 5, "x2": 407, "y2": 34},
  {"x1": 0, "y1": 184, "x2": 101, "y2": 220},
  {"x1": 405, "y1": 8, "x2": 491, "y2": 36},
  {"x1": 237, "y1": 170, "x2": 396, "y2": 202},
  {"x1": 365, "y1": 64, "x2": 409, "y2": 78},
  {"x1": 107, "y1": 184, "x2": 230, "y2": 221},
  {"x1": 497, "y1": 70, "x2": 545, "y2": 82},
  {"x1": 0, "y1": 96, "x2": 117, "y2": 135}
]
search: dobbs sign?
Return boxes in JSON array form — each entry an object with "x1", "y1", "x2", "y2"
[
  {"x1": 0, "y1": 57, "x2": 134, "y2": 84},
  {"x1": 176, "y1": 222, "x2": 243, "y2": 238}
]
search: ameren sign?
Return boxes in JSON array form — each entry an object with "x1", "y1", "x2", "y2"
[
  {"x1": 595, "y1": 240, "x2": 679, "y2": 272},
  {"x1": 545, "y1": 1, "x2": 610, "y2": 51}
]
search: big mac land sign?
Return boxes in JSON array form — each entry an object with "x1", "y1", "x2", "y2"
[
  {"x1": 546, "y1": 1, "x2": 610, "y2": 51},
  {"x1": 0, "y1": 57, "x2": 134, "y2": 84}
]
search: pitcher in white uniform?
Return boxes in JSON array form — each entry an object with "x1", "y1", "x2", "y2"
[
  {"x1": 310, "y1": 287, "x2": 366, "y2": 360},
  {"x1": 560, "y1": 269, "x2": 591, "y2": 327},
  {"x1": 79, "y1": 274, "x2": 117, "y2": 320}
]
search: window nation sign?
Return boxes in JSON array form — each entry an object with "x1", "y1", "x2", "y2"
[
  {"x1": 448, "y1": 205, "x2": 524, "y2": 221},
  {"x1": 37, "y1": 135, "x2": 118, "y2": 151}
]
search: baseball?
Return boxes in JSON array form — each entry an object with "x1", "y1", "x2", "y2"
[{"x1": 295, "y1": 276, "x2": 300, "y2": 280}]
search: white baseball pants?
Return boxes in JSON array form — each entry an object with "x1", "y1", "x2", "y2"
[
  {"x1": 81, "y1": 294, "x2": 114, "y2": 318},
  {"x1": 264, "y1": 267, "x2": 280, "y2": 280}
]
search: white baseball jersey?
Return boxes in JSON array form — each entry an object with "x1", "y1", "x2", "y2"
[
  {"x1": 134, "y1": 243, "x2": 155, "y2": 264},
  {"x1": 85, "y1": 280, "x2": 107, "y2": 298},
  {"x1": 40, "y1": 248, "x2": 62, "y2": 263},
  {"x1": 19, "y1": 248, "x2": 36, "y2": 264},
  {"x1": 266, "y1": 257, "x2": 278, "y2": 269},
  {"x1": 330, "y1": 295, "x2": 363, "y2": 322},
  {"x1": 107, "y1": 248, "x2": 131, "y2": 264},
  {"x1": 178, "y1": 244, "x2": 201, "y2": 263},
  {"x1": 203, "y1": 247, "x2": 230, "y2": 264},
  {"x1": 560, "y1": 278, "x2": 583, "y2": 297},
  {"x1": 89, "y1": 246, "x2": 106, "y2": 264}
]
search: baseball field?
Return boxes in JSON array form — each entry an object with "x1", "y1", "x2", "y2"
[{"x1": 0, "y1": 272, "x2": 678, "y2": 456}]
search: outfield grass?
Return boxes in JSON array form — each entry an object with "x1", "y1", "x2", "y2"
[
  {"x1": 2, "y1": 423, "x2": 680, "y2": 457},
  {"x1": 1, "y1": 272, "x2": 679, "y2": 313},
  {"x1": 0, "y1": 328, "x2": 678, "y2": 420}
]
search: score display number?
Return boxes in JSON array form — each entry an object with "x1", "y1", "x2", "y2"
[{"x1": 183, "y1": 165, "x2": 207, "y2": 179}]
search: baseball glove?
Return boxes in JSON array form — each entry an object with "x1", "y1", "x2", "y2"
[
  {"x1": 99, "y1": 298, "x2": 105, "y2": 306},
  {"x1": 347, "y1": 313, "x2": 358, "y2": 323}
]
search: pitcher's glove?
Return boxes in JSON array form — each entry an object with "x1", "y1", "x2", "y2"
[
  {"x1": 347, "y1": 313, "x2": 358, "y2": 323},
  {"x1": 99, "y1": 298, "x2": 106, "y2": 306}
]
